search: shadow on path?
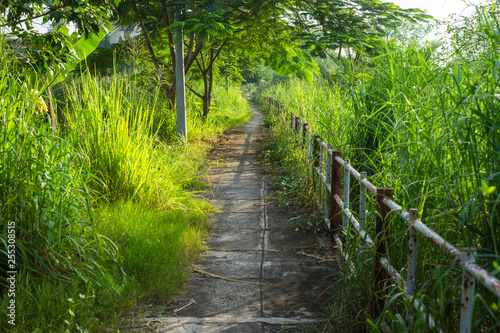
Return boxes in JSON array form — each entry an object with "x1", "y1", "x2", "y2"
[{"x1": 139, "y1": 104, "x2": 338, "y2": 332}]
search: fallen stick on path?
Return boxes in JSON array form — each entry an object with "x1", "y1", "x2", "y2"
[
  {"x1": 194, "y1": 268, "x2": 266, "y2": 286},
  {"x1": 175, "y1": 313, "x2": 187, "y2": 332},
  {"x1": 296, "y1": 251, "x2": 335, "y2": 262},
  {"x1": 174, "y1": 299, "x2": 195, "y2": 313}
]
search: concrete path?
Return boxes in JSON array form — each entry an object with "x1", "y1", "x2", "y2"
[{"x1": 143, "y1": 106, "x2": 337, "y2": 332}]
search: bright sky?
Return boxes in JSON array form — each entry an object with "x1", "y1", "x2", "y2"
[{"x1": 391, "y1": 0, "x2": 485, "y2": 20}]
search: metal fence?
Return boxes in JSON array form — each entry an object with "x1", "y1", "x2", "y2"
[{"x1": 266, "y1": 97, "x2": 500, "y2": 332}]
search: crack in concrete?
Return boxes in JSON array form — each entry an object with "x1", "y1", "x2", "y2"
[{"x1": 259, "y1": 179, "x2": 267, "y2": 318}]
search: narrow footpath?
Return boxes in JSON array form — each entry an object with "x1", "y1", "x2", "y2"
[{"x1": 143, "y1": 106, "x2": 337, "y2": 332}]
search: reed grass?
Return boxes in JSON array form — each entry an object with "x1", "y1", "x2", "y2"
[
  {"x1": 0, "y1": 44, "x2": 122, "y2": 332},
  {"x1": 257, "y1": 6, "x2": 500, "y2": 331}
]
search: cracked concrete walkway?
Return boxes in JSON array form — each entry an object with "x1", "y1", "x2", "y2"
[{"x1": 145, "y1": 106, "x2": 337, "y2": 332}]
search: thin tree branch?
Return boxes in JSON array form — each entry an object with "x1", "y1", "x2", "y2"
[
  {"x1": 211, "y1": 38, "x2": 229, "y2": 66},
  {"x1": 184, "y1": 34, "x2": 195, "y2": 66},
  {"x1": 199, "y1": 47, "x2": 206, "y2": 71},
  {"x1": 195, "y1": 56, "x2": 205, "y2": 74},
  {"x1": 131, "y1": 0, "x2": 170, "y2": 96},
  {"x1": 2, "y1": 5, "x2": 65, "y2": 27},
  {"x1": 162, "y1": 2, "x2": 176, "y2": 71},
  {"x1": 185, "y1": 40, "x2": 204, "y2": 74},
  {"x1": 185, "y1": 82, "x2": 203, "y2": 99}
]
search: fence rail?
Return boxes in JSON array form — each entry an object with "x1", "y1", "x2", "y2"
[{"x1": 264, "y1": 96, "x2": 500, "y2": 332}]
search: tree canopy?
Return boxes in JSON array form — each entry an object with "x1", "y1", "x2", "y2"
[
  {"x1": 0, "y1": 0, "x2": 115, "y2": 68},
  {"x1": 0, "y1": 0, "x2": 432, "y2": 117}
]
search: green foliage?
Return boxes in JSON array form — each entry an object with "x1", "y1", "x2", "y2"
[
  {"x1": 266, "y1": 46, "x2": 320, "y2": 84},
  {"x1": 0, "y1": 38, "x2": 253, "y2": 331},
  {"x1": 258, "y1": 5, "x2": 500, "y2": 330},
  {"x1": 0, "y1": 59, "x2": 118, "y2": 292},
  {"x1": 0, "y1": 43, "x2": 121, "y2": 333},
  {"x1": 1, "y1": 1, "x2": 113, "y2": 87},
  {"x1": 291, "y1": 0, "x2": 433, "y2": 53}
]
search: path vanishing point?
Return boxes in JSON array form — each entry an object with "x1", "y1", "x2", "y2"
[{"x1": 141, "y1": 105, "x2": 337, "y2": 332}]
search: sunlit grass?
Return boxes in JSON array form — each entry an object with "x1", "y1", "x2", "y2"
[
  {"x1": 1, "y1": 51, "x2": 253, "y2": 331},
  {"x1": 98, "y1": 199, "x2": 214, "y2": 299},
  {"x1": 257, "y1": 11, "x2": 500, "y2": 330}
]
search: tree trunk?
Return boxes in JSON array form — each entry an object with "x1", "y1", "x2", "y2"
[
  {"x1": 207, "y1": 48, "x2": 214, "y2": 117},
  {"x1": 195, "y1": 39, "x2": 228, "y2": 120},
  {"x1": 166, "y1": 87, "x2": 176, "y2": 108},
  {"x1": 202, "y1": 70, "x2": 209, "y2": 120},
  {"x1": 347, "y1": 47, "x2": 353, "y2": 71},
  {"x1": 132, "y1": 0, "x2": 172, "y2": 101},
  {"x1": 202, "y1": 97, "x2": 209, "y2": 120},
  {"x1": 354, "y1": 50, "x2": 361, "y2": 64}
]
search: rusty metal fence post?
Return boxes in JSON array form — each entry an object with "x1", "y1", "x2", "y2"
[
  {"x1": 330, "y1": 151, "x2": 343, "y2": 250},
  {"x1": 302, "y1": 123, "x2": 309, "y2": 148},
  {"x1": 460, "y1": 248, "x2": 476, "y2": 333},
  {"x1": 318, "y1": 139, "x2": 325, "y2": 201},
  {"x1": 359, "y1": 172, "x2": 367, "y2": 250},
  {"x1": 343, "y1": 159, "x2": 351, "y2": 230},
  {"x1": 407, "y1": 208, "x2": 418, "y2": 326},
  {"x1": 325, "y1": 145, "x2": 333, "y2": 230},
  {"x1": 374, "y1": 187, "x2": 394, "y2": 319},
  {"x1": 312, "y1": 136, "x2": 320, "y2": 189}
]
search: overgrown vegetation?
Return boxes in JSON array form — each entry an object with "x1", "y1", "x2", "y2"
[
  {"x1": 255, "y1": 4, "x2": 500, "y2": 332},
  {"x1": 0, "y1": 32, "x2": 252, "y2": 330},
  {"x1": 2, "y1": 0, "x2": 498, "y2": 331}
]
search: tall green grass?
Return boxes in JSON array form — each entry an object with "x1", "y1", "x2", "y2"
[
  {"x1": 1, "y1": 43, "x2": 252, "y2": 330},
  {"x1": 258, "y1": 6, "x2": 500, "y2": 331},
  {"x1": 64, "y1": 73, "x2": 193, "y2": 207},
  {"x1": 0, "y1": 43, "x2": 122, "y2": 332},
  {"x1": 186, "y1": 81, "x2": 253, "y2": 143},
  {"x1": 64, "y1": 72, "x2": 251, "y2": 203}
]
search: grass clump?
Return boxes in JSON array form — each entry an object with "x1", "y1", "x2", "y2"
[{"x1": 0, "y1": 49, "x2": 122, "y2": 332}]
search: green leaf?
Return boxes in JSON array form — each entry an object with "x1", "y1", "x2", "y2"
[
  {"x1": 49, "y1": 27, "x2": 107, "y2": 87},
  {"x1": 493, "y1": 261, "x2": 500, "y2": 272},
  {"x1": 73, "y1": 27, "x2": 107, "y2": 59},
  {"x1": 55, "y1": 24, "x2": 69, "y2": 36},
  {"x1": 480, "y1": 180, "x2": 496, "y2": 196}
]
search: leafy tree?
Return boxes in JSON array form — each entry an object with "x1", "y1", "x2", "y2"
[
  {"x1": 0, "y1": 0, "x2": 114, "y2": 70},
  {"x1": 289, "y1": 0, "x2": 432, "y2": 62},
  {"x1": 386, "y1": 18, "x2": 436, "y2": 46},
  {"x1": 113, "y1": 0, "x2": 431, "y2": 118},
  {"x1": 0, "y1": 0, "x2": 115, "y2": 128},
  {"x1": 114, "y1": 0, "x2": 319, "y2": 117}
]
